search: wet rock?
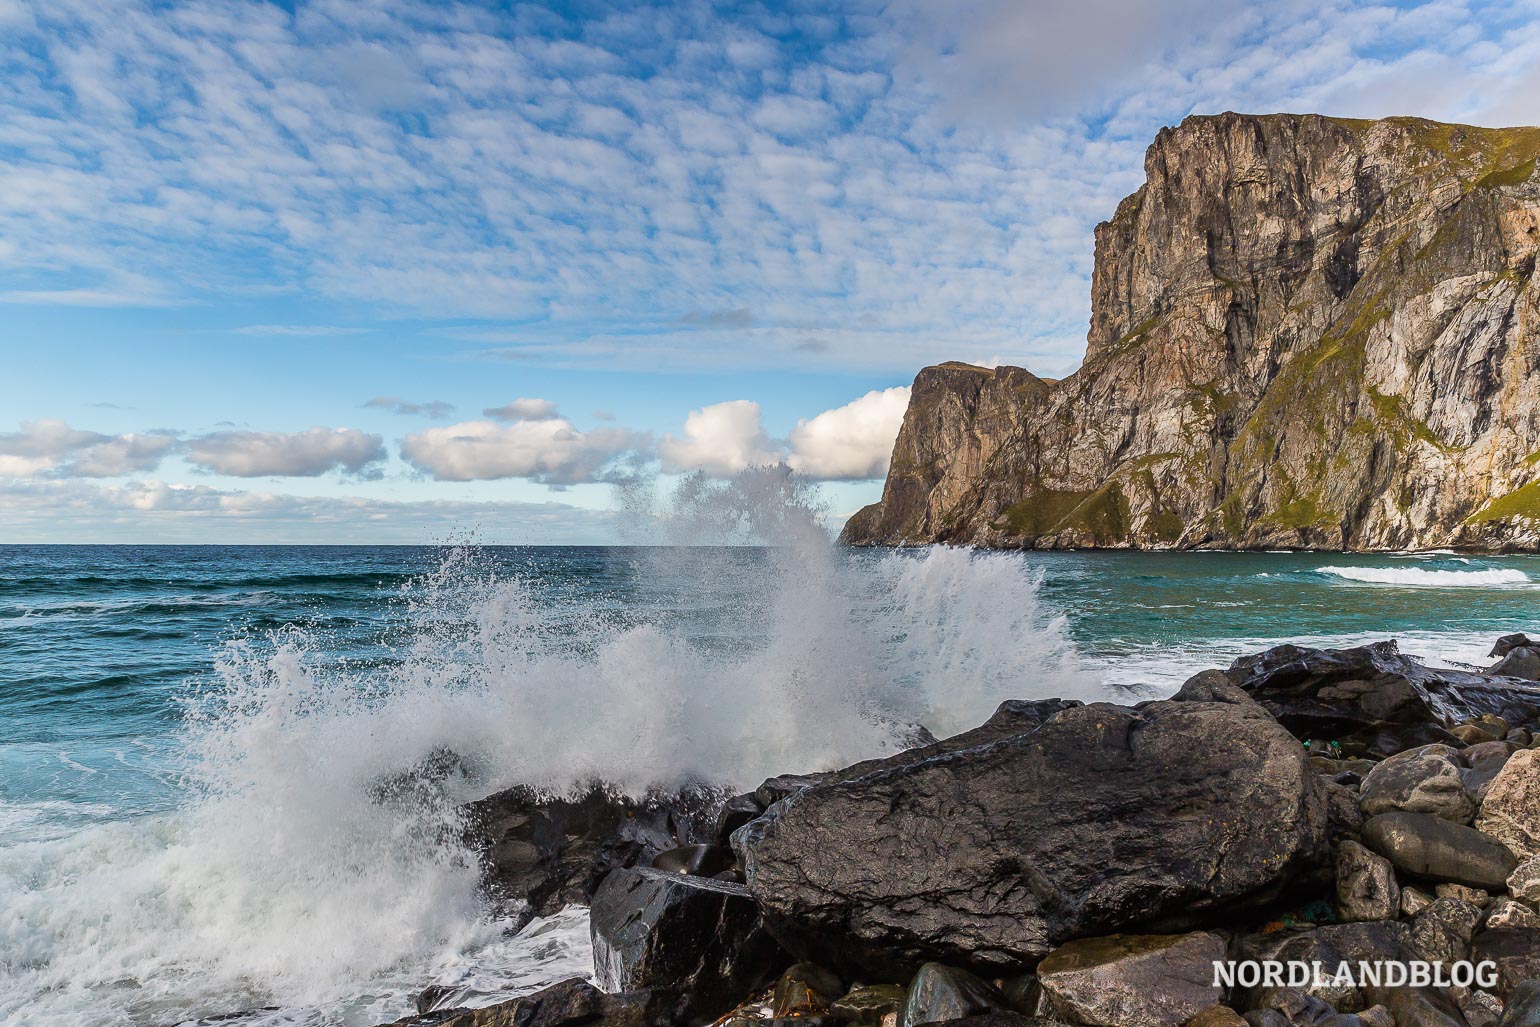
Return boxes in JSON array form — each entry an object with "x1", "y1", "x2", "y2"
[
  {"x1": 1357, "y1": 744, "x2": 1474, "y2": 823},
  {"x1": 378, "y1": 977, "x2": 654, "y2": 1027},
  {"x1": 590, "y1": 866, "x2": 787, "y2": 1024},
  {"x1": 1493, "y1": 634, "x2": 1535, "y2": 659},
  {"x1": 1473, "y1": 928, "x2": 1540, "y2": 1000},
  {"x1": 1507, "y1": 855, "x2": 1540, "y2": 904},
  {"x1": 1493, "y1": 648, "x2": 1540, "y2": 681},
  {"x1": 1512, "y1": 728, "x2": 1535, "y2": 747},
  {"x1": 1334, "y1": 840, "x2": 1399, "y2": 922},
  {"x1": 900, "y1": 963, "x2": 1005, "y2": 1027},
  {"x1": 1485, "y1": 896, "x2": 1540, "y2": 929},
  {"x1": 772, "y1": 964, "x2": 844, "y2": 1018},
  {"x1": 1476, "y1": 749, "x2": 1540, "y2": 858},
  {"x1": 713, "y1": 794, "x2": 765, "y2": 848},
  {"x1": 1036, "y1": 932, "x2": 1227, "y2": 1027},
  {"x1": 754, "y1": 775, "x2": 826, "y2": 809},
  {"x1": 1498, "y1": 979, "x2": 1540, "y2": 1026},
  {"x1": 651, "y1": 844, "x2": 735, "y2": 878},
  {"x1": 738, "y1": 698, "x2": 1326, "y2": 978},
  {"x1": 832, "y1": 984, "x2": 907, "y2": 1024},
  {"x1": 1406, "y1": 897, "x2": 1481, "y2": 964},
  {"x1": 1360, "y1": 811, "x2": 1517, "y2": 890},
  {"x1": 1227, "y1": 642, "x2": 1540, "y2": 758},
  {"x1": 461, "y1": 785, "x2": 717, "y2": 921}
]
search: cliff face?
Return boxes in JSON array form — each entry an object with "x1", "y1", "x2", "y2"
[{"x1": 843, "y1": 112, "x2": 1540, "y2": 551}]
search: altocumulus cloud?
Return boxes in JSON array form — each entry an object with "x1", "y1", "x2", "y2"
[
  {"x1": 185, "y1": 427, "x2": 386, "y2": 477},
  {"x1": 0, "y1": 419, "x2": 176, "y2": 477},
  {"x1": 401, "y1": 417, "x2": 643, "y2": 485}
]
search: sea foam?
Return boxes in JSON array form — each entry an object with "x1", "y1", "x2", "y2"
[{"x1": 1318, "y1": 565, "x2": 1531, "y2": 587}]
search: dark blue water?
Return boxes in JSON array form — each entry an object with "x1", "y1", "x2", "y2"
[{"x1": 2, "y1": 543, "x2": 1536, "y2": 1026}]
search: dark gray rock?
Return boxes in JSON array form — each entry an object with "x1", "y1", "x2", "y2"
[
  {"x1": 1357, "y1": 744, "x2": 1473, "y2": 823},
  {"x1": 1360, "y1": 811, "x2": 1517, "y2": 890},
  {"x1": 1473, "y1": 928, "x2": 1540, "y2": 1000},
  {"x1": 1035, "y1": 932, "x2": 1227, "y2": 1027},
  {"x1": 712, "y1": 794, "x2": 765, "y2": 848},
  {"x1": 1492, "y1": 647, "x2": 1540, "y2": 681},
  {"x1": 1498, "y1": 979, "x2": 1540, "y2": 1026},
  {"x1": 1233, "y1": 922, "x2": 1466, "y2": 1026},
  {"x1": 375, "y1": 977, "x2": 654, "y2": 1027},
  {"x1": 738, "y1": 698, "x2": 1327, "y2": 979},
  {"x1": 1227, "y1": 642, "x2": 1540, "y2": 758},
  {"x1": 461, "y1": 785, "x2": 717, "y2": 921},
  {"x1": 589, "y1": 866, "x2": 787, "y2": 1025},
  {"x1": 1492, "y1": 634, "x2": 1534, "y2": 659},
  {"x1": 650, "y1": 843, "x2": 735, "y2": 878},
  {"x1": 900, "y1": 963, "x2": 1005, "y2": 1027}
]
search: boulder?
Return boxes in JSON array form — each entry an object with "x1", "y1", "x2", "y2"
[
  {"x1": 1473, "y1": 928, "x2": 1540, "y2": 1000},
  {"x1": 772, "y1": 963, "x2": 844, "y2": 1018},
  {"x1": 1507, "y1": 855, "x2": 1540, "y2": 904},
  {"x1": 832, "y1": 984, "x2": 907, "y2": 1024},
  {"x1": 1492, "y1": 648, "x2": 1540, "y2": 681},
  {"x1": 1492, "y1": 634, "x2": 1534, "y2": 659},
  {"x1": 712, "y1": 794, "x2": 765, "y2": 848},
  {"x1": 1360, "y1": 812, "x2": 1517, "y2": 890},
  {"x1": 1498, "y1": 979, "x2": 1540, "y2": 1026},
  {"x1": 1035, "y1": 932, "x2": 1227, "y2": 1027},
  {"x1": 1485, "y1": 897, "x2": 1540, "y2": 929},
  {"x1": 1436, "y1": 882, "x2": 1492, "y2": 907},
  {"x1": 1334, "y1": 841, "x2": 1398, "y2": 922},
  {"x1": 1233, "y1": 922, "x2": 1466, "y2": 1025},
  {"x1": 589, "y1": 866, "x2": 787, "y2": 1024},
  {"x1": 1226, "y1": 642, "x2": 1540, "y2": 758},
  {"x1": 376, "y1": 977, "x2": 654, "y2": 1027},
  {"x1": 1188, "y1": 1009, "x2": 1250, "y2": 1027},
  {"x1": 911, "y1": 1016, "x2": 1051, "y2": 1027},
  {"x1": 1400, "y1": 886, "x2": 1434, "y2": 916},
  {"x1": 461, "y1": 785, "x2": 717, "y2": 921},
  {"x1": 1455, "y1": 724, "x2": 1501, "y2": 746},
  {"x1": 1406, "y1": 897, "x2": 1481, "y2": 965},
  {"x1": 737, "y1": 697, "x2": 1327, "y2": 978},
  {"x1": 900, "y1": 963, "x2": 1005, "y2": 1027},
  {"x1": 1357, "y1": 744, "x2": 1474, "y2": 823},
  {"x1": 1476, "y1": 749, "x2": 1540, "y2": 858},
  {"x1": 1463, "y1": 991, "x2": 1504, "y2": 1027}
]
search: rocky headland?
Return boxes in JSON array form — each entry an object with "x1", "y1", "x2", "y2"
[
  {"x1": 379, "y1": 632, "x2": 1540, "y2": 1027},
  {"x1": 841, "y1": 113, "x2": 1540, "y2": 551}
]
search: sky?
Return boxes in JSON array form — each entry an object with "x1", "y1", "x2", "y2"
[{"x1": 3, "y1": 0, "x2": 1540, "y2": 544}]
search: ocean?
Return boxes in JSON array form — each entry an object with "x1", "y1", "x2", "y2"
[{"x1": 3, "y1": 541, "x2": 1538, "y2": 1026}]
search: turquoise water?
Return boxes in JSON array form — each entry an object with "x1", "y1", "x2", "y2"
[{"x1": 1, "y1": 543, "x2": 1536, "y2": 1026}]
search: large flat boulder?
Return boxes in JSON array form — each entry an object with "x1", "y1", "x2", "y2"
[
  {"x1": 1035, "y1": 932, "x2": 1227, "y2": 1027},
  {"x1": 735, "y1": 695, "x2": 1328, "y2": 979},
  {"x1": 1226, "y1": 642, "x2": 1540, "y2": 757}
]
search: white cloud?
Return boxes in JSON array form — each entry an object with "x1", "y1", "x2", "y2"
[
  {"x1": 483, "y1": 398, "x2": 559, "y2": 421},
  {"x1": 0, "y1": 419, "x2": 175, "y2": 477},
  {"x1": 658, "y1": 400, "x2": 782, "y2": 477},
  {"x1": 185, "y1": 427, "x2": 385, "y2": 477},
  {"x1": 400, "y1": 418, "x2": 640, "y2": 484},
  {"x1": 365, "y1": 396, "x2": 455, "y2": 419},
  {"x1": 787, "y1": 386, "x2": 911, "y2": 480}
]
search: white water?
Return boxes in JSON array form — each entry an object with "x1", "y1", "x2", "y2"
[
  {"x1": 1319, "y1": 565, "x2": 1532, "y2": 587},
  {"x1": 0, "y1": 514, "x2": 1094, "y2": 1025}
]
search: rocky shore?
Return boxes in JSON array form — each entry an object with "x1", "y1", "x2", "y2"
[{"x1": 382, "y1": 635, "x2": 1540, "y2": 1027}]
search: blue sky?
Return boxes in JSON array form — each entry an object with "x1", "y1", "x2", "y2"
[{"x1": 3, "y1": 0, "x2": 1538, "y2": 543}]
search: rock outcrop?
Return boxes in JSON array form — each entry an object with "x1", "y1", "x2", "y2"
[{"x1": 843, "y1": 113, "x2": 1540, "y2": 551}]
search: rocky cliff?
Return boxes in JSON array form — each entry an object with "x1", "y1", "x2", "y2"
[{"x1": 843, "y1": 112, "x2": 1540, "y2": 551}]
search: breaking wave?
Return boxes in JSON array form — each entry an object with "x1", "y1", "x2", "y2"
[
  {"x1": 0, "y1": 472, "x2": 1096, "y2": 1027},
  {"x1": 1318, "y1": 565, "x2": 1532, "y2": 587}
]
